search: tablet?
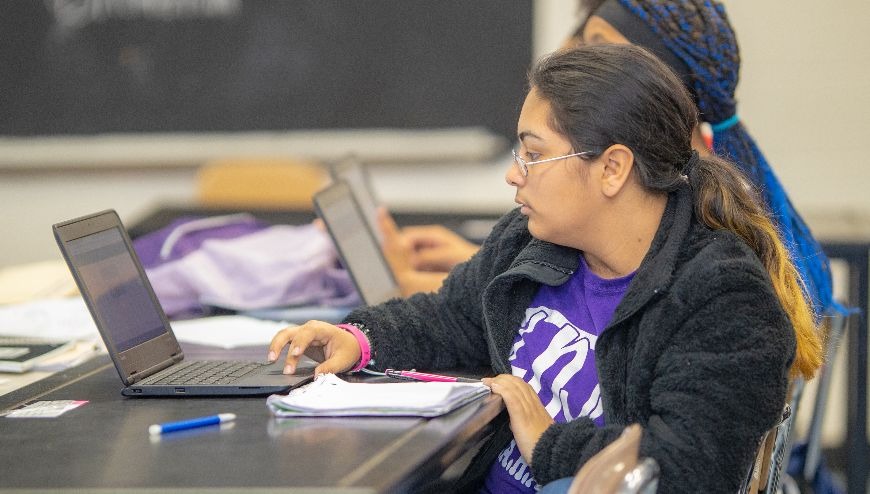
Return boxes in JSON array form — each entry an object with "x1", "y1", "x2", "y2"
[
  {"x1": 328, "y1": 156, "x2": 383, "y2": 244},
  {"x1": 313, "y1": 180, "x2": 401, "y2": 306}
]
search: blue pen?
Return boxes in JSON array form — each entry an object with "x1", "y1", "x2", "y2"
[{"x1": 148, "y1": 413, "x2": 236, "y2": 435}]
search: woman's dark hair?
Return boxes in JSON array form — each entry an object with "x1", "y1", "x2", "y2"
[
  {"x1": 531, "y1": 43, "x2": 695, "y2": 193},
  {"x1": 529, "y1": 44, "x2": 821, "y2": 378},
  {"x1": 574, "y1": 0, "x2": 842, "y2": 336}
]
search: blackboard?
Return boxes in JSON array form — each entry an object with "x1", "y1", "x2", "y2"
[{"x1": 0, "y1": 0, "x2": 532, "y2": 140}]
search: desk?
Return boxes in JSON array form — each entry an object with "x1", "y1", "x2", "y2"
[{"x1": 0, "y1": 349, "x2": 504, "y2": 493}]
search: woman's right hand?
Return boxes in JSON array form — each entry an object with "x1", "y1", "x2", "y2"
[{"x1": 267, "y1": 320, "x2": 361, "y2": 376}]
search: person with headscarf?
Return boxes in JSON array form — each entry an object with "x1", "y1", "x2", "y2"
[
  {"x1": 385, "y1": 0, "x2": 842, "y2": 322},
  {"x1": 572, "y1": 0, "x2": 841, "y2": 319}
]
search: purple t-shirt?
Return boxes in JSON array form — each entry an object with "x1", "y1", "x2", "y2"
[{"x1": 482, "y1": 255, "x2": 634, "y2": 493}]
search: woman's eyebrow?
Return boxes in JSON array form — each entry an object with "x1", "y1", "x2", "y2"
[{"x1": 517, "y1": 131, "x2": 543, "y2": 143}]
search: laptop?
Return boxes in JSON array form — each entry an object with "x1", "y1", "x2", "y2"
[
  {"x1": 327, "y1": 155, "x2": 383, "y2": 244},
  {"x1": 53, "y1": 209, "x2": 315, "y2": 397},
  {"x1": 313, "y1": 180, "x2": 402, "y2": 306}
]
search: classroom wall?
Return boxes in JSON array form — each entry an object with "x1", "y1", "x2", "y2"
[
  {"x1": 0, "y1": 0, "x2": 866, "y2": 459},
  {"x1": 2, "y1": 0, "x2": 869, "y2": 269},
  {"x1": 538, "y1": 0, "x2": 870, "y2": 213}
]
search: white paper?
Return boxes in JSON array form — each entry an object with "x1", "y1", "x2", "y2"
[
  {"x1": 170, "y1": 315, "x2": 292, "y2": 349},
  {"x1": 0, "y1": 297, "x2": 99, "y2": 341}
]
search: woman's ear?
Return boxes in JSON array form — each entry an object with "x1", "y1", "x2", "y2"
[{"x1": 598, "y1": 144, "x2": 634, "y2": 198}]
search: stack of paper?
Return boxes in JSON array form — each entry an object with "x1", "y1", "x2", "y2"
[
  {"x1": 0, "y1": 337, "x2": 100, "y2": 373},
  {"x1": 267, "y1": 373, "x2": 490, "y2": 418}
]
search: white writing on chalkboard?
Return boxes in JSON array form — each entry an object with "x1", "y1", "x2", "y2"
[{"x1": 49, "y1": 0, "x2": 241, "y2": 29}]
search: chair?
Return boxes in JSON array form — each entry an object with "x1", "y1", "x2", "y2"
[
  {"x1": 567, "y1": 424, "x2": 660, "y2": 494},
  {"x1": 195, "y1": 158, "x2": 329, "y2": 210},
  {"x1": 619, "y1": 458, "x2": 660, "y2": 494},
  {"x1": 798, "y1": 312, "x2": 849, "y2": 484},
  {"x1": 740, "y1": 309, "x2": 851, "y2": 494},
  {"x1": 740, "y1": 404, "x2": 793, "y2": 494}
]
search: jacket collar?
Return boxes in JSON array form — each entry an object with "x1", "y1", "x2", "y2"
[
  {"x1": 508, "y1": 237, "x2": 579, "y2": 285},
  {"x1": 608, "y1": 183, "x2": 693, "y2": 328}
]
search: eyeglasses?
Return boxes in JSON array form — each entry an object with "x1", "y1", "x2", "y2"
[{"x1": 511, "y1": 148, "x2": 597, "y2": 177}]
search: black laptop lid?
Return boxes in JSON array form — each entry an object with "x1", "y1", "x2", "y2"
[{"x1": 53, "y1": 210, "x2": 182, "y2": 384}]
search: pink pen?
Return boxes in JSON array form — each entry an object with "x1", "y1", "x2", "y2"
[{"x1": 384, "y1": 369, "x2": 480, "y2": 384}]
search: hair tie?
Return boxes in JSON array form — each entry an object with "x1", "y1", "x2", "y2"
[
  {"x1": 710, "y1": 114, "x2": 740, "y2": 133},
  {"x1": 681, "y1": 150, "x2": 700, "y2": 181}
]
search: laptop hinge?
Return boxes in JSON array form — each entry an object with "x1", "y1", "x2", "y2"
[{"x1": 127, "y1": 353, "x2": 184, "y2": 384}]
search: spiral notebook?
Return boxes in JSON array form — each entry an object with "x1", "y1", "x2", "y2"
[{"x1": 267, "y1": 373, "x2": 490, "y2": 418}]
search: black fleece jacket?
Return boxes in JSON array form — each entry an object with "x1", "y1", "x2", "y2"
[{"x1": 344, "y1": 183, "x2": 795, "y2": 493}]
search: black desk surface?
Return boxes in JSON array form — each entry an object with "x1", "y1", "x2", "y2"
[{"x1": 0, "y1": 351, "x2": 503, "y2": 493}]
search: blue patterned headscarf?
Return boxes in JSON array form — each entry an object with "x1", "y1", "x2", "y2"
[{"x1": 582, "y1": 0, "x2": 843, "y2": 317}]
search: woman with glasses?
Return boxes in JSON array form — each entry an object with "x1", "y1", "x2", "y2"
[{"x1": 268, "y1": 44, "x2": 821, "y2": 492}]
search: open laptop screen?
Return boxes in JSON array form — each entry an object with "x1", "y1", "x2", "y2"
[{"x1": 66, "y1": 226, "x2": 166, "y2": 352}]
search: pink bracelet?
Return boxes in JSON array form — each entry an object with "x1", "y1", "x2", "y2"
[{"x1": 336, "y1": 323, "x2": 371, "y2": 372}]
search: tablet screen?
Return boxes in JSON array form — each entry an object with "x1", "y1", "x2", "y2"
[{"x1": 314, "y1": 181, "x2": 400, "y2": 306}]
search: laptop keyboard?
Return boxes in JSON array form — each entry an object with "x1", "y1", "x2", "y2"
[{"x1": 139, "y1": 360, "x2": 263, "y2": 385}]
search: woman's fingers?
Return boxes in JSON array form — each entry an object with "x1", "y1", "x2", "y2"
[
  {"x1": 266, "y1": 321, "x2": 360, "y2": 375},
  {"x1": 377, "y1": 208, "x2": 415, "y2": 275},
  {"x1": 483, "y1": 374, "x2": 554, "y2": 463},
  {"x1": 267, "y1": 325, "x2": 299, "y2": 362},
  {"x1": 400, "y1": 225, "x2": 479, "y2": 271},
  {"x1": 283, "y1": 325, "x2": 319, "y2": 374}
]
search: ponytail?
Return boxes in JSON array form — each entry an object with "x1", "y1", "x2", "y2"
[{"x1": 688, "y1": 154, "x2": 823, "y2": 379}]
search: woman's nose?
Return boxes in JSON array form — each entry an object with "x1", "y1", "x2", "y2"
[{"x1": 505, "y1": 161, "x2": 525, "y2": 187}]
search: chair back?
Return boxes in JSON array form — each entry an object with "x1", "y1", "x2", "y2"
[
  {"x1": 740, "y1": 404, "x2": 793, "y2": 494},
  {"x1": 196, "y1": 158, "x2": 329, "y2": 210},
  {"x1": 800, "y1": 312, "x2": 849, "y2": 482},
  {"x1": 739, "y1": 311, "x2": 850, "y2": 493}
]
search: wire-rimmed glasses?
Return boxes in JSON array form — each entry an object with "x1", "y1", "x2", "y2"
[{"x1": 511, "y1": 148, "x2": 597, "y2": 177}]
